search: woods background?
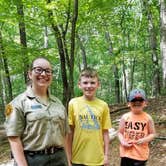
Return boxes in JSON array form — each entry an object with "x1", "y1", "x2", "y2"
[{"x1": 0, "y1": 0, "x2": 166, "y2": 122}]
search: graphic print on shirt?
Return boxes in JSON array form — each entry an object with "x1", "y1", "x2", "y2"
[
  {"x1": 124, "y1": 121, "x2": 147, "y2": 140},
  {"x1": 79, "y1": 105, "x2": 100, "y2": 130}
]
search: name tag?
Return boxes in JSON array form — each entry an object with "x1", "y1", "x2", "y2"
[{"x1": 31, "y1": 105, "x2": 42, "y2": 109}]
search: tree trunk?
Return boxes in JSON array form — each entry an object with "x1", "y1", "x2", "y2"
[
  {"x1": 129, "y1": 57, "x2": 136, "y2": 92},
  {"x1": 0, "y1": 30, "x2": 13, "y2": 102},
  {"x1": 52, "y1": 24, "x2": 70, "y2": 106},
  {"x1": 17, "y1": 0, "x2": 29, "y2": 84},
  {"x1": 105, "y1": 31, "x2": 121, "y2": 103},
  {"x1": 142, "y1": 0, "x2": 161, "y2": 96},
  {"x1": 77, "y1": 34, "x2": 87, "y2": 69},
  {"x1": 47, "y1": 0, "x2": 70, "y2": 106},
  {"x1": 113, "y1": 65, "x2": 120, "y2": 103},
  {"x1": 47, "y1": 0, "x2": 78, "y2": 107},
  {"x1": 122, "y1": 56, "x2": 128, "y2": 101},
  {"x1": 160, "y1": 0, "x2": 166, "y2": 88},
  {"x1": 69, "y1": 0, "x2": 78, "y2": 98},
  {"x1": 44, "y1": 26, "x2": 48, "y2": 48}
]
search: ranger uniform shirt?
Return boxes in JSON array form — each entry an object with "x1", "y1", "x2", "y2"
[{"x1": 4, "y1": 86, "x2": 70, "y2": 151}]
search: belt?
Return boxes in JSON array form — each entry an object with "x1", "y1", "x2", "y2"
[{"x1": 24, "y1": 147, "x2": 63, "y2": 155}]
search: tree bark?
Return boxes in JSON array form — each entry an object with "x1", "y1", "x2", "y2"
[
  {"x1": 142, "y1": 0, "x2": 161, "y2": 96},
  {"x1": 160, "y1": 0, "x2": 166, "y2": 88},
  {"x1": 69, "y1": 0, "x2": 78, "y2": 98},
  {"x1": 105, "y1": 31, "x2": 120, "y2": 103},
  {"x1": 77, "y1": 34, "x2": 87, "y2": 69},
  {"x1": 17, "y1": 0, "x2": 29, "y2": 84},
  {"x1": 44, "y1": 26, "x2": 48, "y2": 48},
  {"x1": 0, "y1": 29, "x2": 13, "y2": 102},
  {"x1": 47, "y1": 0, "x2": 78, "y2": 106}
]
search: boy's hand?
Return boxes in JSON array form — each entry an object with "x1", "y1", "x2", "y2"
[
  {"x1": 104, "y1": 154, "x2": 110, "y2": 166},
  {"x1": 135, "y1": 138, "x2": 144, "y2": 145},
  {"x1": 121, "y1": 140, "x2": 133, "y2": 147}
]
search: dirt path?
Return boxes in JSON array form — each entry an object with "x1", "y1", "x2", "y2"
[{"x1": 0, "y1": 97, "x2": 166, "y2": 166}]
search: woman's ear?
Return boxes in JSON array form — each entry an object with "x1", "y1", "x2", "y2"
[{"x1": 28, "y1": 71, "x2": 32, "y2": 80}]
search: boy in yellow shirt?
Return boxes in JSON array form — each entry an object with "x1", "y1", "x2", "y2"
[
  {"x1": 68, "y1": 68, "x2": 112, "y2": 166},
  {"x1": 118, "y1": 89, "x2": 156, "y2": 166}
]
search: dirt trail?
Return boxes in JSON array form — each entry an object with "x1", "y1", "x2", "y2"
[{"x1": 0, "y1": 97, "x2": 166, "y2": 166}]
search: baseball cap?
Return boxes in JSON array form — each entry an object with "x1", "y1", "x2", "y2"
[{"x1": 128, "y1": 89, "x2": 146, "y2": 102}]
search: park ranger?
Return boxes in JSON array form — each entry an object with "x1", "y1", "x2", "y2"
[{"x1": 4, "y1": 57, "x2": 70, "y2": 166}]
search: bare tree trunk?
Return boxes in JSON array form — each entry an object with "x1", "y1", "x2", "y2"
[
  {"x1": 113, "y1": 65, "x2": 120, "y2": 103},
  {"x1": 47, "y1": 0, "x2": 78, "y2": 106},
  {"x1": 0, "y1": 29, "x2": 13, "y2": 102},
  {"x1": 122, "y1": 56, "x2": 128, "y2": 101},
  {"x1": 17, "y1": 0, "x2": 29, "y2": 83},
  {"x1": 44, "y1": 26, "x2": 48, "y2": 48},
  {"x1": 142, "y1": 0, "x2": 161, "y2": 96},
  {"x1": 77, "y1": 34, "x2": 87, "y2": 69},
  {"x1": 69, "y1": 0, "x2": 78, "y2": 98},
  {"x1": 105, "y1": 31, "x2": 121, "y2": 103},
  {"x1": 51, "y1": 24, "x2": 70, "y2": 105},
  {"x1": 129, "y1": 57, "x2": 136, "y2": 91},
  {"x1": 160, "y1": 0, "x2": 166, "y2": 88}
]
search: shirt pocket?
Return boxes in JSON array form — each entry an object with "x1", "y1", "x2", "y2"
[
  {"x1": 52, "y1": 113, "x2": 66, "y2": 136},
  {"x1": 25, "y1": 112, "x2": 48, "y2": 135}
]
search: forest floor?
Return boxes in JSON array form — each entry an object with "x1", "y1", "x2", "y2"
[{"x1": 0, "y1": 96, "x2": 166, "y2": 166}]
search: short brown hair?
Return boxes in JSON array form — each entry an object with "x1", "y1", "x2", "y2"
[{"x1": 79, "y1": 67, "x2": 99, "y2": 81}]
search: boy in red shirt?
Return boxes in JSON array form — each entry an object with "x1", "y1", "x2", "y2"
[{"x1": 118, "y1": 89, "x2": 156, "y2": 166}]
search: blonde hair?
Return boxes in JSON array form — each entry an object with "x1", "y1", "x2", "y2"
[{"x1": 79, "y1": 67, "x2": 99, "y2": 81}]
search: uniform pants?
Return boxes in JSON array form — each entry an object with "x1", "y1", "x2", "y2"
[
  {"x1": 14, "y1": 149, "x2": 68, "y2": 166},
  {"x1": 120, "y1": 157, "x2": 147, "y2": 166}
]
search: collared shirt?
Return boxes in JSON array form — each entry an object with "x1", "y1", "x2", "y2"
[{"x1": 4, "y1": 86, "x2": 69, "y2": 151}]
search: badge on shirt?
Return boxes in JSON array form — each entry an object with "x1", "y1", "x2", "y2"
[
  {"x1": 31, "y1": 105, "x2": 42, "y2": 109},
  {"x1": 5, "y1": 104, "x2": 13, "y2": 116}
]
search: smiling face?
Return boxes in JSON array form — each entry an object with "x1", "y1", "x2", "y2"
[
  {"x1": 28, "y1": 58, "x2": 53, "y2": 90},
  {"x1": 78, "y1": 76, "x2": 99, "y2": 101},
  {"x1": 128, "y1": 98, "x2": 147, "y2": 114}
]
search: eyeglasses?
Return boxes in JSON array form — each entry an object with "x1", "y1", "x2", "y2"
[{"x1": 32, "y1": 67, "x2": 53, "y2": 76}]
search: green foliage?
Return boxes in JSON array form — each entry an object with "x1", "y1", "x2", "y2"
[{"x1": 0, "y1": 0, "x2": 164, "y2": 123}]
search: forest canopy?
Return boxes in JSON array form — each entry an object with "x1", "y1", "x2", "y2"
[{"x1": 0, "y1": 0, "x2": 166, "y2": 121}]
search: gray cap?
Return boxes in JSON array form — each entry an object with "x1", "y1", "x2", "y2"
[{"x1": 128, "y1": 89, "x2": 146, "y2": 102}]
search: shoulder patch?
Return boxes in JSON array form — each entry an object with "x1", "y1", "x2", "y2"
[{"x1": 5, "y1": 104, "x2": 13, "y2": 116}]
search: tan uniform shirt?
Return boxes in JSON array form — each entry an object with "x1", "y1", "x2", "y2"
[{"x1": 4, "y1": 86, "x2": 69, "y2": 151}]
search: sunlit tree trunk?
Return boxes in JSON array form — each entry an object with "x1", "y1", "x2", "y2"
[
  {"x1": 160, "y1": 0, "x2": 166, "y2": 88},
  {"x1": 44, "y1": 26, "x2": 48, "y2": 48},
  {"x1": 77, "y1": 34, "x2": 87, "y2": 69}
]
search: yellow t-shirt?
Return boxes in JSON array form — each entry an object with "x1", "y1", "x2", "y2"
[{"x1": 68, "y1": 96, "x2": 112, "y2": 166}]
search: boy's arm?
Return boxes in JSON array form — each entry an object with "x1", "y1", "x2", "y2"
[
  {"x1": 67, "y1": 125, "x2": 74, "y2": 165},
  {"x1": 64, "y1": 134, "x2": 72, "y2": 166},
  {"x1": 103, "y1": 129, "x2": 110, "y2": 166},
  {"x1": 136, "y1": 116, "x2": 156, "y2": 144}
]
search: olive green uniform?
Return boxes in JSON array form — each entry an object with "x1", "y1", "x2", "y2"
[{"x1": 4, "y1": 86, "x2": 69, "y2": 166}]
